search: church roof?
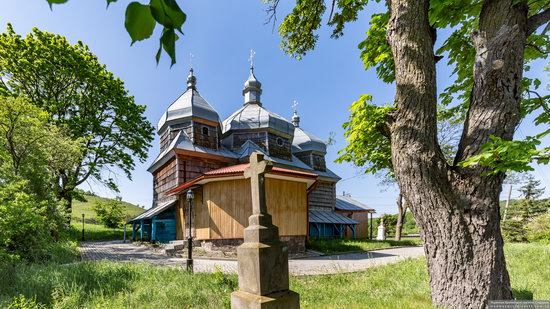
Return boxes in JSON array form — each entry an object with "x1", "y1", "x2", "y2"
[
  {"x1": 236, "y1": 140, "x2": 313, "y2": 170},
  {"x1": 157, "y1": 70, "x2": 220, "y2": 133},
  {"x1": 147, "y1": 131, "x2": 238, "y2": 173},
  {"x1": 222, "y1": 103, "x2": 295, "y2": 137},
  {"x1": 292, "y1": 127, "x2": 327, "y2": 154},
  {"x1": 309, "y1": 210, "x2": 358, "y2": 225},
  {"x1": 336, "y1": 196, "x2": 375, "y2": 212},
  {"x1": 166, "y1": 161, "x2": 318, "y2": 195}
]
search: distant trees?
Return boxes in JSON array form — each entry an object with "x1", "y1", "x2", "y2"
[
  {"x1": 502, "y1": 174, "x2": 549, "y2": 242},
  {"x1": 0, "y1": 25, "x2": 155, "y2": 216},
  {"x1": 93, "y1": 200, "x2": 126, "y2": 229}
]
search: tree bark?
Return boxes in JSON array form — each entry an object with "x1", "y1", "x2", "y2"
[
  {"x1": 394, "y1": 193, "x2": 407, "y2": 241},
  {"x1": 386, "y1": 0, "x2": 527, "y2": 307}
]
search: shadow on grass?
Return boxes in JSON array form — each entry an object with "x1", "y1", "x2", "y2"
[
  {"x1": 308, "y1": 238, "x2": 420, "y2": 254},
  {"x1": 67, "y1": 223, "x2": 125, "y2": 242},
  {"x1": 0, "y1": 262, "x2": 135, "y2": 307},
  {"x1": 513, "y1": 288, "x2": 534, "y2": 300}
]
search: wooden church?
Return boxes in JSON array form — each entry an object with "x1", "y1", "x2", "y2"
[{"x1": 129, "y1": 65, "x2": 375, "y2": 252}]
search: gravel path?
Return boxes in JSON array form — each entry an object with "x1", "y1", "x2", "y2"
[{"x1": 80, "y1": 241, "x2": 425, "y2": 275}]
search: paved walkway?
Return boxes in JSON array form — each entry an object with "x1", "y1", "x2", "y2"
[{"x1": 80, "y1": 241, "x2": 424, "y2": 275}]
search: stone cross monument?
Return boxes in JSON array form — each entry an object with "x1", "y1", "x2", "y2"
[
  {"x1": 376, "y1": 217, "x2": 386, "y2": 241},
  {"x1": 231, "y1": 152, "x2": 300, "y2": 309}
]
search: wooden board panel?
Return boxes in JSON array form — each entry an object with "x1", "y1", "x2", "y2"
[
  {"x1": 196, "y1": 178, "x2": 307, "y2": 240},
  {"x1": 352, "y1": 212, "x2": 370, "y2": 238}
]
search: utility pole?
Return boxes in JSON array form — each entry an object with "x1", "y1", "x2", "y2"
[
  {"x1": 81, "y1": 213, "x2": 85, "y2": 241},
  {"x1": 503, "y1": 184, "x2": 513, "y2": 221}
]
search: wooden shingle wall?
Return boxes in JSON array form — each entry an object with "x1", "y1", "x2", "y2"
[
  {"x1": 153, "y1": 159, "x2": 177, "y2": 206},
  {"x1": 308, "y1": 180, "x2": 336, "y2": 211},
  {"x1": 267, "y1": 133, "x2": 291, "y2": 160}
]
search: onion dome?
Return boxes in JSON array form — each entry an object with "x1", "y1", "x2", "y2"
[
  {"x1": 223, "y1": 67, "x2": 294, "y2": 137},
  {"x1": 291, "y1": 110, "x2": 300, "y2": 127},
  {"x1": 292, "y1": 126, "x2": 327, "y2": 154},
  {"x1": 157, "y1": 69, "x2": 220, "y2": 133},
  {"x1": 242, "y1": 67, "x2": 262, "y2": 105},
  {"x1": 222, "y1": 103, "x2": 295, "y2": 137}
]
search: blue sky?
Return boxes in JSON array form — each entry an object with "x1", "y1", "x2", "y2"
[{"x1": 1, "y1": 0, "x2": 548, "y2": 215}]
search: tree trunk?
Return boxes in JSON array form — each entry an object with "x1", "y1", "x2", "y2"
[
  {"x1": 394, "y1": 193, "x2": 407, "y2": 241},
  {"x1": 386, "y1": 0, "x2": 527, "y2": 307},
  {"x1": 58, "y1": 172, "x2": 75, "y2": 223}
]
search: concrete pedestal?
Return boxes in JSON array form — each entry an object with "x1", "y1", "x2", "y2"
[{"x1": 231, "y1": 214, "x2": 300, "y2": 309}]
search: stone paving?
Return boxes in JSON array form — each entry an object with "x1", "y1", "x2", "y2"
[{"x1": 80, "y1": 241, "x2": 425, "y2": 275}]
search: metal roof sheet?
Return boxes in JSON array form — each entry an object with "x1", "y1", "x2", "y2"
[
  {"x1": 335, "y1": 196, "x2": 375, "y2": 212},
  {"x1": 147, "y1": 131, "x2": 239, "y2": 173},
  {"x1": 292, "y1": 127, "x2": 327, "y2": 154},
  {"x1": 308, "y1": 210, "x2": 358, "y2": 225},
  {"x1": 236, "y1": 140, "x2": 313, "y2": 171},
  {"x1": 222, "y1": 103, "x2": 295, "y2": 137},
  {"x1": 129, "y1": 198, "x2": 177, "y2": 223},
  {"x1": 158, "y1": 88, "x2": 220, "y2": 132}
]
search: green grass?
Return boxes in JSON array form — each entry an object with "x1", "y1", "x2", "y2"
[
  {"x1": 308, "y1": 237, "x2": 422, "y2": 254},
  {"x1": 67, "y1": 194, "x2": 145, "y2": 242},
  {"x1": 1, "y1": 243, "x2": 548, "y2": 308},
  {"x1": 72, "y1": 194, "x2": 144, "y2": 223},
  {"x1": 67, "y1": 222, "x2": 128, "y2": 242}
]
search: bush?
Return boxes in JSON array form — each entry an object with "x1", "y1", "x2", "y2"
[
  {"x1": 93, "y1": 200, "x2": 125, "y2": 228},
  {"x1": 526, "y1": 212, "x2": 550, "y2": 244},
  {"x1": 0, "y1": 182, "x2": 66, "y2": 263}
]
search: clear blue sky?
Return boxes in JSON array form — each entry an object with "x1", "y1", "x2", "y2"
[{"x1": 2, "y1": 0, "x2": 548, "y2": 215}]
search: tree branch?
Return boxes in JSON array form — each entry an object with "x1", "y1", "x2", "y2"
[
  {"x1": 527, "y1": 7, "x2": 550, "y2": 35},
  {"x1": 264, "y1": 0, "x2": 280, "y2": 33}
]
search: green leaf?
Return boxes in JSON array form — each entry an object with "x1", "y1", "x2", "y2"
[
  {"x1": 158, "y1": 27, "x2": 179, "y2": 66},
  {"x1": 150, "y1": 0, "x2": 186, "y2": 33},
  {"x1": 106, "y1": 0, "x2": 117, "y2": 7},
  {"x1": 125, "y1": 2, "x2": 156, "y2": 44},
  {"x1": 46, "y1": 0, "x2": 69, "y2": 9}
]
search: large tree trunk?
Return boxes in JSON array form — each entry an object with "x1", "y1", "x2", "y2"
[
  {"x1": 386, "y1": 0, "x2": 527, "y2": 307},
  {"x1": 394, "y1": 193, "x2": 407, "y2": 241}
]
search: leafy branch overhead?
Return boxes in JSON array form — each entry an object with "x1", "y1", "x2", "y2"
[{"x1": 46, "y1": 0, "x2": 186, "y2": 66}]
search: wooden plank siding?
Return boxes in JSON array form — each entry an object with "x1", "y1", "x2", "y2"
[
  {"x1": 352, "y1": 212, "x2": 370, "y2": 238},
  {"x1": 176, "y1": 178, "x2": 308, "y2": 240},
  {"x1": 176, "y1": 187, "x2": 204, "y2": 239}
]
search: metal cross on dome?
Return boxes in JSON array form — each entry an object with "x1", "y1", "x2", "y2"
[
  {"x1": 292, "y1": 100, "x2": 299, "y2": 114},
  {"x1": 248, "y1": 49, "x2": 256, "y2": 68},
  {"x1": 189, "y1": 53, "x2": 194, "y2": 69}
]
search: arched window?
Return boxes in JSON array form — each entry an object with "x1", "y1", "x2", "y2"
[{"x1": 202, "y1": 126, "x2": 209, "y2": 136}]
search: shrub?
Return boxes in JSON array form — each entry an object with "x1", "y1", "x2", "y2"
[
  {"x1": 93, "y1": 200, "x2": 125, "y2": 228},
  {"x1": 526, "y1": 212, "x2": 550, "y2": 244},
  {"x1": 0, "y1": 182, "x2": 66, "y2": 263}
]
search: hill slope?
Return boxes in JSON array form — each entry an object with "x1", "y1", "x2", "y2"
[{"x1": 72, "y1": 194, "x2": 145, "y2": 222}]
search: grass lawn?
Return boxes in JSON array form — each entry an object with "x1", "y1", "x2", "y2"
[
  {"x1": 308, "y1": 237, "x2": 422, "y2": 254},
  {"x1": 1, "y1": 243, "x2": 548, "y2": 308},
  {"x1": 68, "y1": 222, "x2": 128, "y2": 242}
]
